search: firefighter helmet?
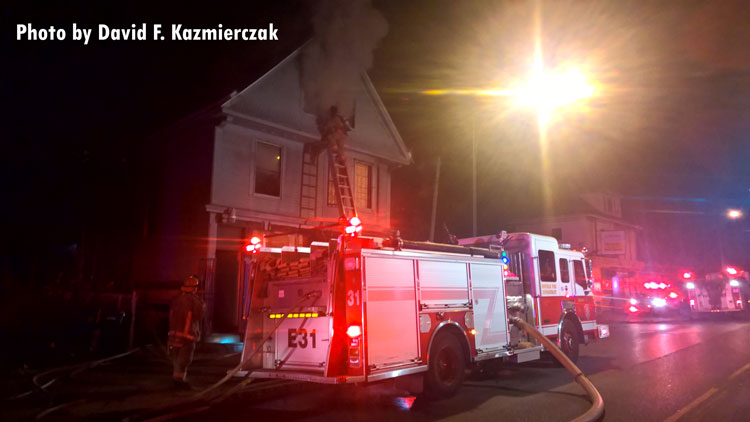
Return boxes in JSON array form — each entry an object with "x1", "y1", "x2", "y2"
[{"x1": 181, "y1": 275, "x2": 200, "y2": 291}]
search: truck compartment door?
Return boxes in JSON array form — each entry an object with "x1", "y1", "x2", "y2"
[
  {"x1": 363, "y1": 256, "x2": 420, "y2": 369},
  {"x1": 470, "y1": 263, "x2": 509, "y2": 351}
]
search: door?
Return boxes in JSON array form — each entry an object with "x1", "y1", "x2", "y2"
[
  {"x1": 559, "y1": 258, "x2": 573, "y2": 297},
  {"x1": 471, "y1": 263, "x2": 508, "y2": 351},
  {"x1": 214, "y1": 250, "x2": 239, "y2": 332}
]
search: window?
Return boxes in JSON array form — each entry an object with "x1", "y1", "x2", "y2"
[
  {"x1": 255, "y1": 142, "x2": 281, "y2": 197},
  {"x1": 559, "y1": 258, "x2": 569, "y2": 283},
  {"x1": 573, "y1": 260, "x2": 588, "y2": 289},
  {"x1": 538, "y1": 250, "x2": 557, "y2": 282},
  {"x1": 354, "y1": 161, "x2": 373, "y2": 209}
]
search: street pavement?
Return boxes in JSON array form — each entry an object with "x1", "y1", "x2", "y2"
[{"x1": 2, "y1": 317, "x2": 749, "y2": 421}]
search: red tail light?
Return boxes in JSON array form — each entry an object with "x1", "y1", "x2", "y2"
[
  {"x1": 346, "y1": 325, "x2": 362, "y2": 338},
  {"x1": 628, "y1": 306, "x2": 639, "y2": 313}
]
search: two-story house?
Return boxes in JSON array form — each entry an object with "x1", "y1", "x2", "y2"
[
  {"x1": 133, "y1": 47, "x2": 411, "y2": 336},
  {"x1": 508, "y1": 192, "x2": 647, "y2": 306}
]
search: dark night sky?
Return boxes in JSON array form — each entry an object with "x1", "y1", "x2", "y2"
[{"x1": 3, "y1": 0, "x2": 750, "y2": 251}]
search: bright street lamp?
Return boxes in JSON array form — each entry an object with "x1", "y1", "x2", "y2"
[
  {"x1": 727, "y1": 209, "x2": 742, "y2": 219},
  {"x1": 514, "y1": 64, "x2": 595, "y2": 111}
]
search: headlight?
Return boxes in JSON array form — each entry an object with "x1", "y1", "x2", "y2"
[{"x1": 652, "y1": 298, "x2": 667, "y2": 308}]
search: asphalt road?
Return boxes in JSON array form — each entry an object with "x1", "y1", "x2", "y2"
[{"x1": 192, "y1": 318, "x2": 750, "y2": 422}]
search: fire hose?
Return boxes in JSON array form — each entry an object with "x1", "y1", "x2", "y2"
[
  {"x1": 126, "y1": 289, "x2": 323, "y2": 422},
  {"x1": 509, "y1": 316, "x2": 604, "y2": 422}
]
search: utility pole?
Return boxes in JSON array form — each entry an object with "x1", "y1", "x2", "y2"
[
  {"x1": 429, "y1": 156, "x2": 441, "y2": 242},
  {"x1": 472, "y1": 117, "x2": 477, "y2": 237}
]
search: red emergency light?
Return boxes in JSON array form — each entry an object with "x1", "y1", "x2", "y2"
[
  {"x1": 245, "y1": 236, "x2": 262, "y2": 254},
  {"x1": 345, "y1": 216, "x2": 363, "y2": 236},
  {"x1": 726, "y1": 266, "x2": 739, "y2": 275},
  {"x1": 682, "y1": 272, "x2": 693, "y2": 280}
]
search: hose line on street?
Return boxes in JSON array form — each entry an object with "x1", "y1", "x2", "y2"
[
  {"x1": 508, "y1": 317, "x2": 604, "y2": 422},
  {"x1": 126, "y1": 290, "x2": 323, "y2": 422}
]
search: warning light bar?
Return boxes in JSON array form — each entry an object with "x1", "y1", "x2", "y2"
[{"x1": 268, "y1": 312, "x2": 320, "y2": 319}]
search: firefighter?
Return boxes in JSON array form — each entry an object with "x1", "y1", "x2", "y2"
[
  {"x1": 315, "y1": 106, "x2": 351, "y2": 163},
  {"x1": 168, "y1": 275, "x2": 205, "y2": 389}
]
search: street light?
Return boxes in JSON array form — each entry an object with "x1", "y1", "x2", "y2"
[
  {"x1": 728, "y1": 209, "x2": 742, "y2": 219},
  {"x1": 420, "y1": 59, "x2": 596, "y2": 236}
]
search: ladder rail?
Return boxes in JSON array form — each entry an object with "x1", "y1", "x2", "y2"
[{"x1": 327, "y1": 149, "x2": 357, "y2": 220}]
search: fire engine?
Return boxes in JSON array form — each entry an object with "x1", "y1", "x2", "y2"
[
  {"x1": 237, "y1": 111, "x2": 607, "y2": 397},
  {"x1": 687, "y1": 267, "x2": 749, "y2": 316},
  {"x1": 458, "y1": 232, "x2": 605, "y2": 358},
  {"x1": 238, "y1": 229, "x2": 609, "y2": 397}
]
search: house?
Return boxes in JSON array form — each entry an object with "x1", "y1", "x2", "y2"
[
  {"x1": 508, "y1": 192, "x2": 648, "y2": 305},
  {"x1": 132, "y1": 47, "x2": 411, "y2": 336}
]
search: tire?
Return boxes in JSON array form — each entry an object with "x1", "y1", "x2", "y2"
[
  {"x1": 424, "y1": 333, "x2": 466, "y2": 399},
  {"x1": 558, "y1": 320, "x2": 580, "y2": 364}
]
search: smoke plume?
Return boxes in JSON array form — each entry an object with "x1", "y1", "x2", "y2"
[{"x1": 301, "y1": 0, "x2": 388, "y2": 119}]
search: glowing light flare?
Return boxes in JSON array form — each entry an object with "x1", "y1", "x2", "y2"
[
  {"x1": 726, "y1": 266, "x2": 739, "y2": 275},
  {"x1": 727, "y1": 209, "x2": 742, "y2": 219},
  {"x1": 682, "y1": 272, "x2": 693, "y2": 279},
  {"x1": 690, "y1": 299, "x2": 695, "y2": 306},
  {"x1": 628, "y1": 306, "x2": 639, "y2": 313},
  {"x1": 668, "y1": 292, "x2": 679, "y2": 299},
  {"x1": 629, "y1": 298, "x2": 638, "y2": 305},
  {"x1": 686, "y1": 282, "x2": 695, "y2": 289},
  {"x1": 420, "y1": 88, "x2": 515, "y2": 97},
  {"x1": 652, "y1": 298, "x2": 667, "y2": 308},
  {"x1": 346, "y1": 325, "x2": 362, "y2": 338},
  {"x1": 345, "y1": 216, "x2": 363, "y2": 236},
  {"x1": 729, "y1": 279, "x2": 740, "y2": 287},
  {"x1": 514, "y1": 64, "x2": 596, "y2": 112}
]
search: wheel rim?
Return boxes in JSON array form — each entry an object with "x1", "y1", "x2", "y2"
[
  {"x1": 562, "y1": 331, "x2": 574, "y2": 355},
  {"x1": 436, "y1": 348, "x2": 458, "y2": 384}
]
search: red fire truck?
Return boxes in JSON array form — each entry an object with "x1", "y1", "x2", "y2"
[
  {"x1": 458, "y1": 233, "x2": 604, "y2": 352},
  {"x1": 687, "y1": 267, "x2": 749, "y2": 316},
  {"x1": 239, "y1": 230, "x2": 609, "y2": 397}
]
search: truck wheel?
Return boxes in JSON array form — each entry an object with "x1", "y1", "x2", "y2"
[
  {"x1": 424, "y1": 333, "x2": 466, "y2": 399},
  {"x1": 558, "y1": 320, "x2": 580, "y2": 364}
]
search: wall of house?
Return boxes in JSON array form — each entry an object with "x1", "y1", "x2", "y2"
[
  {"x1": 212, "y1": 121, "x2": 304, "y2": 219},
  {"x1": 212, "y1": 120, "x2": 392, "y2": 232},
  {"x1": 511, "y1": 216, "x2": 593, "y2": 251}
]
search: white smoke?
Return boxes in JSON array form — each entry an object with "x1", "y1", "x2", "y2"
[{"x1": 301, "y1": 0, "x2": 388, "y2": 119}]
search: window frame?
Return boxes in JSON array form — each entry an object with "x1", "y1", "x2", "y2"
[
  {"x1": 253, "y1": 140, "x2": 283, "y2": 198},
  {"x1": 573, "y1": 260, "x2": 588, "y2": 290},
  {"x1": 353, "y1": 160, "x2": 374, "y2": 210},
  {"x1": 559, "y1": 258, "x2": 570, "y2": 283},
  {"x1": 538, "y1": 250, "x2": 557, "y2": 282}
]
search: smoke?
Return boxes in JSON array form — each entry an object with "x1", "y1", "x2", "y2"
[{"x1": 301, "y1": 0, "x2": 388, "y2": 119}]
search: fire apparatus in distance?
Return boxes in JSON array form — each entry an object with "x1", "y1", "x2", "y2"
[
  {"x1": 687, "y1": 267, "x2": 749, "y2": 316},
  {"x1": 239, "y1": 230, "x2": 609, "y2": 397}
]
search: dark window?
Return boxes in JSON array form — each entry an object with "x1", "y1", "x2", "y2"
[
  {"x1": 573, "y1": 260, "x2": 587, "y2": 289},
  {"x1": 559, "y1": 258, "x2": 569, "y2": 283},
  {"x1": 539, "y1": 250, "x2": 556, "y2": 282},
  {"x1": 255, "y1": 142, "x2": 281, "y2": 196},
  {"x1": 551, "y1": 228, "x2": 562, "y2": 241}
]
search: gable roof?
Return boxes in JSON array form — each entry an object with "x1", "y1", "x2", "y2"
[{"x1": 222, "y1": 47, "x2": 412, "y2": 165}]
